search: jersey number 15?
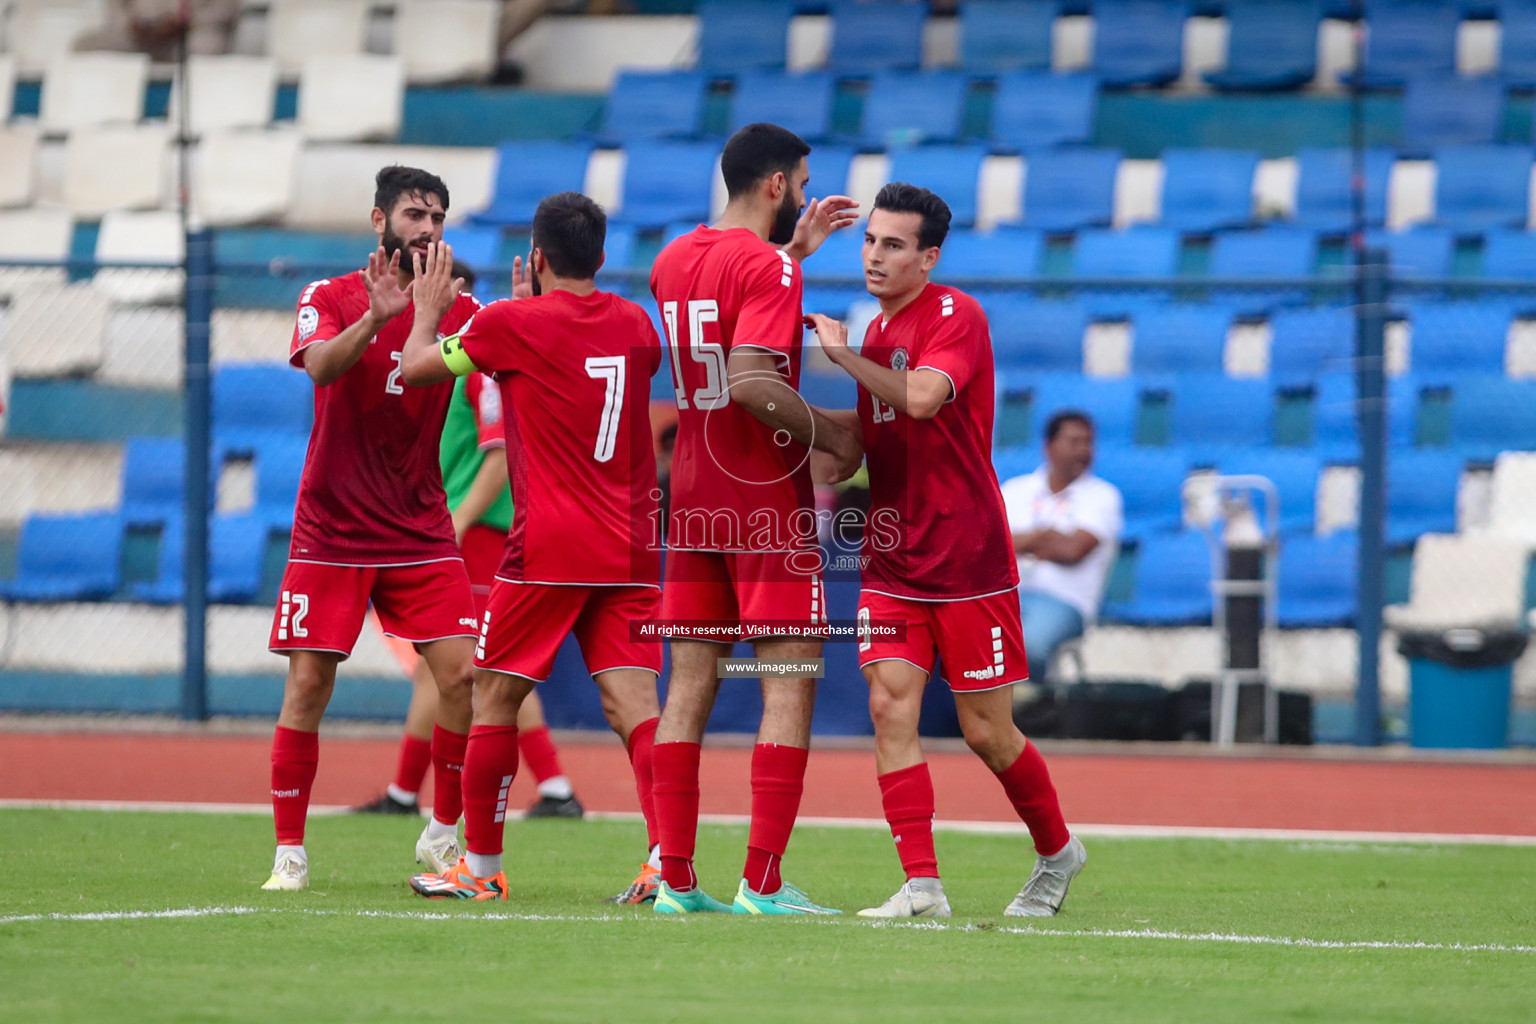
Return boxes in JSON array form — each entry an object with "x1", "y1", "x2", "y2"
[{"x1": 662, "y1": 299, "x2": 729, "y2": 411}]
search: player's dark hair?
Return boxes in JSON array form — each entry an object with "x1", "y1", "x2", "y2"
[
  {"x1": 721, "y1": 123, "x2": 811, "y2": 200},
  {"x1": 872, "y1": 182, "x2": 952, "y2": 250},
  {"x1": 531, "y1": 191, "x2": 606, "y2": 280},
  {"x1": 374, "y1": 165, "x2": 450, "y2": 215},
  {"x1": 1045, "y1": 410, "x2": 1095, "y2": 443},
  {"x1": 451, "y1": 260, "x2": 477, "y2": 291}
]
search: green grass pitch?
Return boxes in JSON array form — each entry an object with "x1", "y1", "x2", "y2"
[{"x1": 2, "y1": 808, "x2": 1533, "y2": 1023}]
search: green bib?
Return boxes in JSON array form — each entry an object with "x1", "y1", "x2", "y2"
[{"x1": 440, "y1": 375, "x2": 514, "y2": 532}]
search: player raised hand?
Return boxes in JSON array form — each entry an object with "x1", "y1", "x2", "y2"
[
  {"x1": 804, "y1": 313, "x2": 851, "y2": 360},
  {"x1": 362, "y1": 246, "x2": 413, "y2": 323},
  {"x1": 511, "y1": 253, "x2": 535, "y2": 300},
  {"x1": 411, "y1": 241, "x2": 464, "y2": 321},
  {"x1": 785, "y1": 195, "x2": 861, "y2": 262}
]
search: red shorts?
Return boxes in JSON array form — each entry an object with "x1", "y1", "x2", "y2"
[
  {"x1": 660, "y1": 548, "x2": 828, "y2": 642},
  {"x1": 460, "y1": 522, "x2": 507, "y2": 614},
  {"x1": 856, "y1": 588, "x2": 1030, "y2": 692},
  {"x1": 269, "y1": 559, "x2": 479, "y2": 658},
  {"x1": 476, "y1": 579, "x2": 663, "y2": 681}
]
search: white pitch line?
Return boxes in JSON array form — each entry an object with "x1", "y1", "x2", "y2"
[
  {"x1": 4, "y1": 799, "x2": 1535, "y2": 847},
  {"x1": 4, "y1": 905, "x2": 1532, "y2": 955}
]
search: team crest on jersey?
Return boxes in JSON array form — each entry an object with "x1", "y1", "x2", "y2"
[
  {"x1": 297, "y1": 305, "x2": 319, "y2": 342},
  {"x1": 890, "y1": 347, "x2": 909, "y2": 371}
]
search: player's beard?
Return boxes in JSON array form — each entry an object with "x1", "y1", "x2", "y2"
[
  {"x1": 381, "y1": 223, "x2": 430, "y2": 269},
  {"x1": 768, "y1": 190, "x2": 800, "y2": 246}
]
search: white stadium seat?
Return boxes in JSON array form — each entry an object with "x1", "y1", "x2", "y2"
[
  {"x1": 267, "y1": 0, "x2": 369, "y2": 77},
  {"x1": 174, "y1": 55, "x2": 280, "y2": 135},
  {"x1": 6, "y1": 279, "x2": 109, "y2": 377},
  {"x1": 6, "y1": 1, "x2": 101, "y2": 76},
  {"x1": 1485, "y1": 452, "x2": 1536, "y2": 547},
  {"x1": 62, "y1": 124, "x2": 171, "y2": 216},
  {"x1": 392, "y1": 0, "x2": 501, "y2": 83},
  {"x1": 283, "y1": 144, "x2": 495, "y2": 231},
  {"x1": 1385, "y1": 533, "x2": 1530, "y2": 631},
  {"x1": 297, "y1": 54, "x2": 405, "y2": 142},
  {"x1": 40, "y1": 53, "x2": 149, "y2": 134},
  {"x1": 194, "y1": 129, "x2": 302, "y2": 226},
  {"x1": 0, "y1": 125, "x2": 41, "y2": 208},
  {"x1": 0, "y1": 207, "x2": 75, "y2": 297},
  {"x1": 94, "y1": 209, "x2": 185, "y2": 305},
  {"x1": 0, "y1": 55, "x2": 16, "y2": 128}
]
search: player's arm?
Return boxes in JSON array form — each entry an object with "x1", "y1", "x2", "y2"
[
  {"x1": 452, "y1": 448, "x2": 507, "y2": 544},
  {"x1": 805, "y1": 314, "x2": 952, "y2": 421},
  {"x1": 302, "y1": 247, "x2": 411, "y2": 387},
  {"x1": 400, "y1": 241, "x2": 473, "y2": 386},
  {"x1": 728, "y1": 346, "x2": 863, "y2": 482},
  {"x1": 1014, "y1": 528, "x2": 1100, "y2": 565}
]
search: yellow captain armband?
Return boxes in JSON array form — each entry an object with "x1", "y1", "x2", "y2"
[{"x1": 439, "y1": 332, "x2": 478, "y2": 376}]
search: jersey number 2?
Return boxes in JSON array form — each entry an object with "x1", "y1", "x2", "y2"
[
  {"x1": 386, "y1": 351, "x2": 404, "y2": 395},
  {"x1": 662, "y1": 299, "x2": 728, "y2": 411},
  {"x1": 584, "y1": 356, "x2": 626, "y2": 463}
]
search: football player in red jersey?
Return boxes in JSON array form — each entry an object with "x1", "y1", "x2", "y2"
[
  {"x1": 261, "y1": 167, "x2": 484, "y2": 891},
  {"x1": 807, "y1": 183, "x2": 1085, "y2": 919},
  {"x1": 647, "y1": 123, "x2": 863, "y2": 915},
  {"x1": 398, "y1": 193, "x2": 666, "y2": 902}
]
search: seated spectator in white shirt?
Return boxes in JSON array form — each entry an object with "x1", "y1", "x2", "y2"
[{"x1": 999, "y1": 410, "x2": 1123, "y2": 685}]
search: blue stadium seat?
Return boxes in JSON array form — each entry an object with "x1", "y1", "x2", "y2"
[
  {"x1": 253, "y1": 436, "x2": 308, "y2": 531},
  {"x1": 442, "y1": 225, "x2": 501, "y2": 277},
  {"x1": 1090, "y1": 0, "x2": 1187, "y2": 88},
  {"x1": 1130, "y1": 304, "x2": 1232, "y2": 374},
  {"x1": 1407, "y1": 301, "x2": 1512, "y2": 377},
  {"x1": 616, "y1": 142, "x2": 719, "y2": 229},
  {"x1": 1024, "y1": 372, "x2": 1141, "y2": 447},
  {"x1": 1277, "y1": 532, "x2": 1358, "y2": 627},
  {"x1": 729, "y1": 71, "x2": 836, "y2": 141},
  {"x1": 1160, "y1": 148, "x2": 1259, "y2": 233},
  {"x1": 1293, "y1": 147, "x2": 1393, "y2": 233},
  {"x1": 1101, "y1": 531, "x2": 1214, "y2": 625},
  {"x1": 1204, "y1": 0, "x2": 1321, "y2": 91},
  {"x1": 1434, "y1": 145, "x2": 1533, "y2": 234},
  {"x1": 808, "y1": 144, "x2": 857, "y2": 200},
  {"x1": 1091, "y1": 445, "x2": 1190, "y2": 539},
  {"x1": 936, "y1": 228, "x2": 1045, "y2": 283},
  {"x1": 1209, "y1": 227, "x2": 1317, "y2": 312},
  {"x1": 829, "y1": 0, "x2": 926, "y2": 75},
  {"x1": 798, "y1": 367, "x2": 859, "y2": 409},
  {"x1": 1500, "y1": 0, "x2": 1536, "y2": 89},
  {"x1": 801, "y1": 227, "x2": 865, "y2": 284},
  {"x1": 801, "y1": 287, "x2": 867, "y2": 317},
  {"x1": 1216, "y1": 448, "x2": 1322, "y2": 534},
  {"x1": 1449, "y1": 375, "x2": 1536, "y2": 459},
  {"x1": 1401, "y1": 75, "x2": 1505, "y2": 153},
  {"x1": 472, "y1": 141, "x2": 592, "y2": 228},
  {"x1": 991, "y1": 73, "x2": 1098, "y2": 150},
  {"x1": 595, "y1": 222, "x2": 639, "y2": 295},
  {"x1": 1, "y1": 512, "x2": 122, "y2": 601},
  {"x1": 1362, "y1": 227, "x2": 1455, "y2": 281},
  {"x1": 885, "y1": 145, "x2": 988, "y2": 227},
  {"x1": 984, "y1": 297, "x2": 1088, "y2": 371},
  {"x1": 1480, "y1": 228, "x2": 1536, "y2": 280},
  {"x1": 1311, "y1": 372, "x2": 1417, "y2": 458},
  {"x1": 133, "y1": 514, "x2": 269, "y2": 605},
  {"x1": 1267, "y1": 305, "x2": 1354, "y2": 381},
  {"x1": 1018, "y1": 147, "x2": 1120, "y2": 231},
  {"x1": 860, "y1": 72, "x2": 969, "y2": 146},
  {"x1": 1357, "y1": 0, "x2": 1460, "y2": 88},
  {"x1": 960, "y1": 0, "x2": 1059, "y2": 73},
  {"x1": 1074, "y1": 226, "x2": 1181, "y2": 279},
  {"x1": 696, "y1": 1, "x2": 794, "y2": 75},
  {"x1": 1166, "y1": 373, "x2": 1274, "y2": 456},
  {"x1": 213, "y1": 362, "x2": 312, "y2": 461},
  {"x1": 1388, "y1": 449, "x2": 1465, "y2": 544},
  {"x1": 602, "y1": 71, "x2": 707, "y2": 142},
  {"x1": 120, "y1": 436, "x2": 185, "y2": 527}
]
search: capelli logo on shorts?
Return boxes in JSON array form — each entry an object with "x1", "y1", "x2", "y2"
[
  {"x1": 458, "y1": 617, "x2": 478, "y2": 627},
  {"x1": 962, "y1": 666, "x2": 1002, "y2": 682}
]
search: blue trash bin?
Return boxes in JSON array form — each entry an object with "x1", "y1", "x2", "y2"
[{"x1": 1400, "y1": 628, "x2": 1527, "y2": 750}]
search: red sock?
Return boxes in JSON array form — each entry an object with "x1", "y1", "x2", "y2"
[
  {"x1": 878, "y1": 763, "x2": 939, "y2": 880},
  {"x1": 462, "y1": 725, "x2": 519, "y2": 857},
  {"x1": 995, "y1": 742, "x2": 1071, "y2": 856},
  {"x1": 518, "y1": 725, "x2": 565, "y2": 786},
  {"x1": 430, "y1": 724, "x2": 468, "y2": 828},
  {"x1": 271, "y1": 725, "x2": 319, "y2": 847},
  {"x1": 652, "y1": 741, "x2": 701, "y2": 891},
  {"x1": 626, "y1": 717, "x2": 660, "y2": 849},
  {"x1": 742, "y1": 743, "x2": 808, "y2": 895},
  {"x1": 391, "y1": 733, "x2": 432, "y2": 796}
]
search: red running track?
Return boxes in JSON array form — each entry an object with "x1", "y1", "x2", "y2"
[{"x1": 3, "y1": 731, "x2": 1535, "y2": 836}]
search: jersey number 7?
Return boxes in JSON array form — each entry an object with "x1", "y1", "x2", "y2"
[{"x1": 584, "y1": 356, "x2": 626, "y2": 463}]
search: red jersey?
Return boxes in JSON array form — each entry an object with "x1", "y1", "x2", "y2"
[
  {"x1": 452, "y1": 288, "x2": 663, "y2": 587},
  {"x1": 465, "y1": 372, "x2": 504, "y2": 451},
  {"x1": 650, "y1": 226, "x2": 812, "y2": 552},
  {"x1": 287, "y1": 272, "x2": 481, "y2": 564},
  {"x1": 857, "y1": 283, "x2": 1019, "y2": 600}
]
